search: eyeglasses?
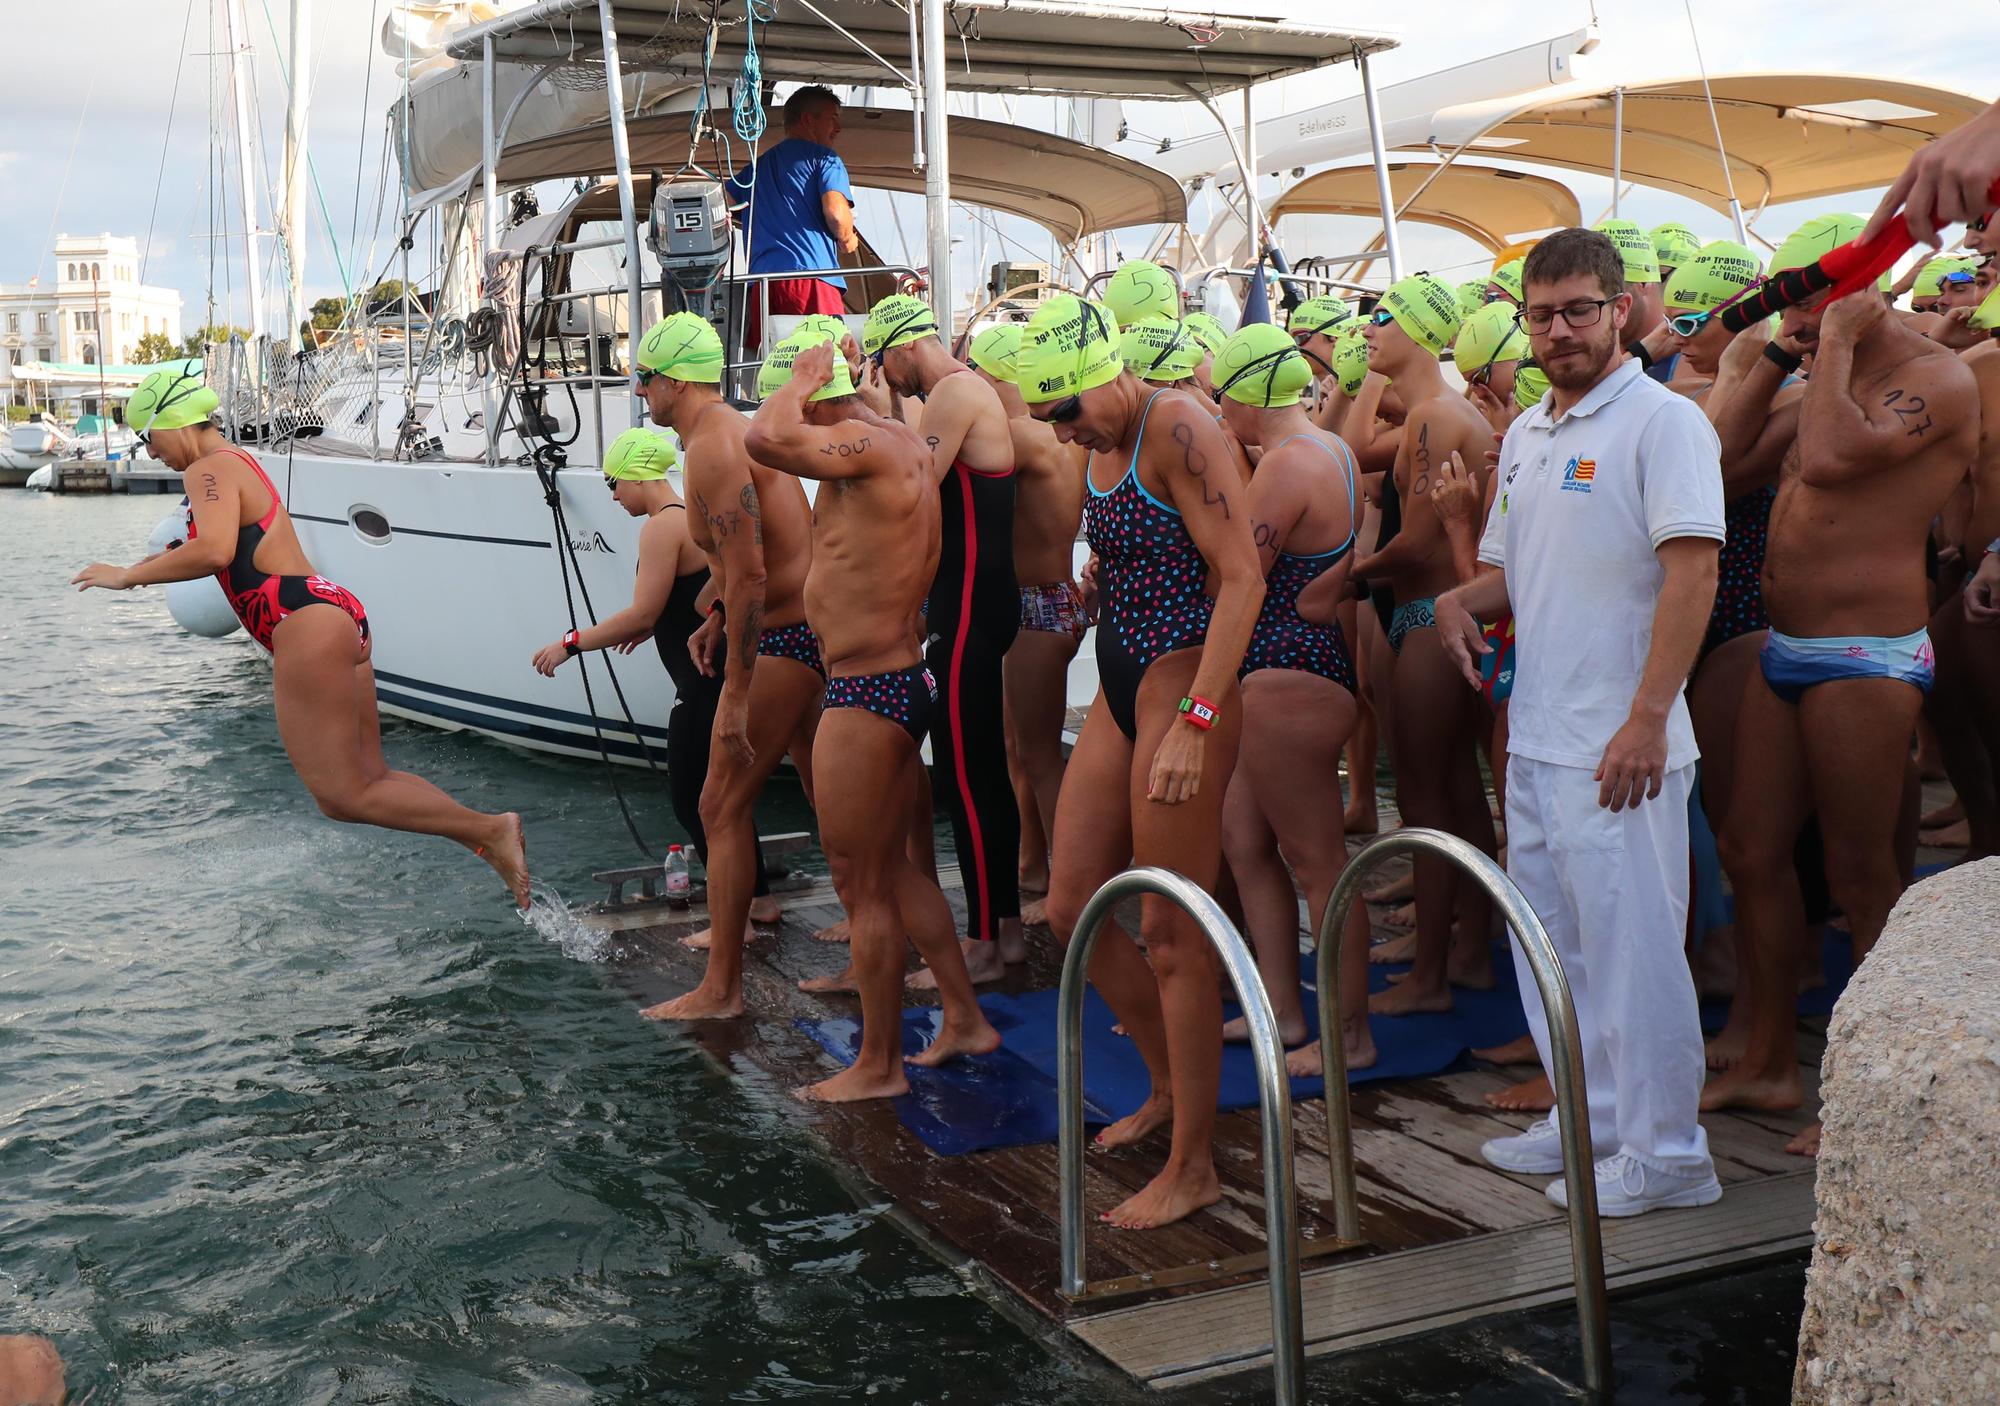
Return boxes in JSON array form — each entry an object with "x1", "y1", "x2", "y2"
[{"x1": 1514, "y1": 298, "x2": 1616, "y2": 334}]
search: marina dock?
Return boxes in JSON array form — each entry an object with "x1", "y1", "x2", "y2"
[{"x1": 584, "y1": 835, "x2": 1833, "y2": 1395}]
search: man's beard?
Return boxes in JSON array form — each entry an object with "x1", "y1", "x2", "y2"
[{"x1": 1542, "y1": 333, "x2": 1619, "y2": 392}]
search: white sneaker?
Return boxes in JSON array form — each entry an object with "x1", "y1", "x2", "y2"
[
  {"x1": 1481, "y1": 1116, "x2": 1569, "y2": 1174},
  {"x1": 1546, "y1": 1151, "x2": 1723, "y2": 1217}
]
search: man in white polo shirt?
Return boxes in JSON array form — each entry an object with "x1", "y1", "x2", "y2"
[{"x1": 1435, "y1": 227, "x2": 1725, "y2": 1216}]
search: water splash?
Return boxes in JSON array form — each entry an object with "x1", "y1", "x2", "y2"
[{"x1": 519, "y1": 885, "x2": 615, "y2": 963}]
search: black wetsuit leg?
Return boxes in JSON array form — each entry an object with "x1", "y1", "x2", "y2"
[
  {"x1": 662, "y1": 657, "x2": 770, "y2": 898},
  {"x1": 927, "y1": 461, "x2": 1022, "y2": 942}
]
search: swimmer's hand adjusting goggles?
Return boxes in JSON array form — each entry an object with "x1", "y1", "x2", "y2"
[{"x1": 1719, "y1": 177, "x2": 2000, "y2": 333}]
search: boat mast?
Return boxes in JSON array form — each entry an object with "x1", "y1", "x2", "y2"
[
  {"x1": 281, "y1": 0, "x2": 311, "y2": 345},
  {"x1": 223, "y1": 0, "x2": 267, "y2": 353},
  {"x1": 919, "y1": 0, "x2": 952, "y2": 331}
]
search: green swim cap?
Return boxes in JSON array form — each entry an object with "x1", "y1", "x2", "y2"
[
  {"x1": 1664, "y1": 241, "x2": 1765, "y2": 315},
  {"x1": 1379, "y1": 272, "x2": 1463, "y2": 357},
  {"x1": 1514, "y1": 364, "x2": 1551, "y2": 411},
  {"x1": 1215, "y1": 322, "x2": 1314, "y2": 407},
  {"x1": 859, "y1": 294, "x2": 937, "y2": 357},
  {"x1": 1183, "y1": 311, "x2": 1228, "y2": 358},
  {"x1": 1332, "y1": 323, "x2": 1373, "y2": 396},
  {"x1": 604, "y1": 426, "x2": 679, "y2": 481},
  {"x1": 1649, "y1": 222, "x2": 1703, "y2": 271},
  {"x1": 1456, "y1": 280, "x2": 1489, "y2": 318},
  {"x1": 1771, "y1": 213, "x2": 1889, "y2": 290},
  {"x1": 968, "y1": 323, "x2": 1023, "y2": 383},
  {"x1": 1487, "y1": 258, "x2": 1525, "y2": 305},
  {"x1": 1120, "y1": 317, "x2": 1203, "y2": 383},
  {"x1": 1017, "y1": 294, "x2": 1122, "y2": 406},
  {"x1": 756, "y1": 327, "x2": 857, "y2": 402},
  {"x1": 1972, "y1": 283, "x2": 2000, "y2": 333},
  {"x1": 1593, "y1": 220, "x2": 1661, "y2": 284},
  {"x1": 1102, "y1": 260, "x2": 1179, "y2": 328},
  {"x1": 791, "y1": 312, "x2": 853, "y2": 345},
  {"x1": 636, "y1": 312, "x2": 724, "y2": 383},
  {"x1": 1912, "y1": 255, "x2": 1974, "y2": 299},
  {"x1": 1453, "y1": 301, "x2": 1529, "y2": 376},
  {"x1": 1287, "y1": 295, "x2": 1352, "y2": 339},
  {"x1": 128, "y1": 361, "x2": 218, "y2": 434}
]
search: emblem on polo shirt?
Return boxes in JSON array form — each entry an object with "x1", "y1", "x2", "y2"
[{"x1": 1560, "y1": 455, "x2": 1596, "y2": 494}]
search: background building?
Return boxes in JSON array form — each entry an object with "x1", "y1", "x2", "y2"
[{"x1": 0, "y1": 235, "x2": 183, "y2": 408}]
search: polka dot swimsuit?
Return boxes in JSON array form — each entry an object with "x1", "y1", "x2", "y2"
[
  {"x1": 1704, "y1": 484, "x2": 1774, "y2": 662},
  {"x1": 756, "y1": 620, "x2": 827, "y2": 678},
  {"x1": 823, "y1": 664, "x2": 937, "y2": 744},
  {"x1": 1240, "y1": 435, "x2": 1358, "y2": 692},
  {"x1": 1084, "y1": 390, "x2": 1215, "y2": 739}
]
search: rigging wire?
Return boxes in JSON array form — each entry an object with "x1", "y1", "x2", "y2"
[
  {"x1": 349, "y1": 0, "x2": 385, "y2": 302},
  {"x1": 142, "y1": 0, "x2": 201, "y2": 285},
  {"x1": 30, "y1": 69, "x2": 96, "y2": 293},
  {"x1": 1680, "y1": 0, "x2": 1747, "y2": 240}
]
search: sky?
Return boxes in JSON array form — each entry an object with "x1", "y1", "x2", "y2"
[{"x1": 0, "y1": 0, "x2": 1992, "y2": 331}]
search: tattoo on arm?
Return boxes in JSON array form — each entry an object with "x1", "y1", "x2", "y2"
[
  {"x1": 734, "y1": 601, "x2": 763, "y2": 672},
  {"x1": 1882, "y1": 388, "x2": 1935, "y2": 439},
  {"x1": 739, "y1": 482, "x2": 762, "y2": 545},
  {"x1": 200, "y1": 472, "x2": 220, "y2": 503},
  {"x1": 1170, "y1": 421, "x2": 1231, "y2": 518}
]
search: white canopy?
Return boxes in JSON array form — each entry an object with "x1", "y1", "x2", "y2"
[
  {"x1": 497, "y1": 104, "x2": 1186, "y2": 241},
  {"x1": 446, "y1": 0, "x2": 1397, "y2": 100},
  {"x1": 1271, "y1": 161, "x2": 1580, "y2": 253}
]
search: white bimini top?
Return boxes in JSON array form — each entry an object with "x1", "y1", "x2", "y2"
[{"x1": 1478, "y1": 357, "x2": 1725, "y2": 773}]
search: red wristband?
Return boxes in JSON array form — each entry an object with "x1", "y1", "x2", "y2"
[
  {"x1": 563, "y1": 629, "x2": 581, "y2": 656},
  {"x1": 707, "y1": 601, "x2": 725, "y2": 618},
  {"x1": 1178, "y1": 694, "x2": 1218, "y2": 731}
]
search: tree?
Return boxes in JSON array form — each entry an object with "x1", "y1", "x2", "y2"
[
  {"x1": 368, "y1": 279, "x2": 409, "y2": 305},
  {"x1": 180, "y1": 324, "x2": 251, "y2": 356},
  {"x1": 310, "y1": 295, "x2": 350, "y2": 331},
  {"x1": 131, "y1": 331, "x2": 181, "y2": 364}
]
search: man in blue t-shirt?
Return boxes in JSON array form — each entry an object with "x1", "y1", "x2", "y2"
[{"x1": 729, "y1": 85, "x2": 860, "y2": 350}]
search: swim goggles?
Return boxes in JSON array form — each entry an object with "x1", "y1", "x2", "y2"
[
  {"x1": 1667, "y1": 280, "x2": 1766, "y2": 339},
  {"x1": 1043, "y1": 303, "x2": 1112, "y2": 425},
  {"x1": 1206, "y1": 342, "x2": 1330, "y2": 407},
  {"x1": 869, "y1": 309, "x2": 936, "y2": 368}
]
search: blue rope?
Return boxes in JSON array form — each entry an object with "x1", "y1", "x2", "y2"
[{"x1": 733, "y1": 0, "x2": 775, "y2": 142}]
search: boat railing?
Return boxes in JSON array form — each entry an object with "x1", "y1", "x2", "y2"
[
  {"x1": 1209, "y1": 264, "x2": 1384, "y2": 298},
  {"x1": 1058, "y1": 866, "x2": 1306, "y2": 1406},
  {"x1": 1314, "y1": 827, "x2": 1612, "y2": 1396}
]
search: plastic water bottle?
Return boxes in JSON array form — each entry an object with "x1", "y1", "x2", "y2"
[{"x1": 663, "y1": 844, "x2": 691, "y2": 897}]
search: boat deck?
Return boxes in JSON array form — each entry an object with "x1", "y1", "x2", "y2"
[{"x1": 586, "y1": 846, "x2": 1829, "y2": 1393}]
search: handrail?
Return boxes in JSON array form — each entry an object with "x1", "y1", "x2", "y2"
[
  {"x1": 1313, "y1": 827, "x2": 1611, "y2": 1396},
  {"x1": 1059, "y1": 866, "x2": 1303, "y2": 1406}
]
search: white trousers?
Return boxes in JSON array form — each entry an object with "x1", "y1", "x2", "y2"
[{"x1": 1504, "y1": 755, "x2": 1711, "y2": 1173}]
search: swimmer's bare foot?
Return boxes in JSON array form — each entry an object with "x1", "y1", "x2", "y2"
[
  {"x1": 906, "y1": 937, "x2": 1012, "y2": 990},
  {"x1": 1369, "y1": 932, "x2": 1417, "y2": 964},
  {"x1": 640, "y1": 982, "x2": 744, "y2": 1021},
  {"x1": 1473, "y1": 1034, "x2": 1539, "y2": 1066},
  {"x1": 1284, "y1": 1017, "x2": 1376, "y2": 1078},
  {"x1": 1785, "y1": 1121, "x2": 1823, "y2": 1157},
  {"x1": 480, "y1": 813, "x2": 531, "y2": 909},
  {"x1": 1222, "y1": 1012, "x2": 1309, "y2": 1047},
  {"x1": 1365, "y1": 871, "x2": 1414, "y2": 905},
  {"x1": 1094, "y1": 1093, "x2": 1171, "y2": 1149},
  {"x1": 1343, "y1": 801, "x2": 1379, "y2": 837},
  {"x1": 1705, "y1": 1020, "x2": 1751, "y2": 1070},
  {"x1": 1020, "y1": 895, "x2": 1050, "y2": 929},
  {"x1": 1369, "y1": 978, "x2": 1450, "y2": 1016},
  {"x1": 1110, "y1": 1023, "x2": 1127, "y2": 1037},
  {"x1": 1447, "y1": 944, "x2": 1496, "y2": 991},
  {"x1": 680, "y1": 921, "x2": 755, "y2": 951},
  {"x1": 1919, "y1": 818, "x2": 1970, "y2": 849},
  {"x1": 1102, "y1": 1158, "x2": 1222, "y2": 1230},
  {"x1": 908, "y1": 1014, "x2": 1001, "y2": 1067},
  {"x1": 1484, "y1": 1074, "x2": 1555, "y2": 1111},
  {"x1": 812, "y1": 916, "x2": 851, "y2": 943},
  {"x1": 997, "y1": 919, "x2": 1028, "y2": 966},
  {"x1": 1376, "y1": 901, "x2": 1417, "y2": 933},
  {"x1": 797, "y1": 1063, "x2": 909, "y2": 1103},
  {"x1": 749, "y1": 896, "x2": 783, "y2": 925},
  {"x1": 1699, "y1": 1061, "x2": 1803, "y2": 1114},
  {"x1": 1019, "y1": 860, "x2": 1050, "y2": 896},
  {"x1": 799, "y1": 967, "x2": 861, "y2": 995},
  {"x1": 1920, "y1": 797, "x2": 1962, "y2": 830}
]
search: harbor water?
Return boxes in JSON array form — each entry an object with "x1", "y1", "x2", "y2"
[{"x1": 2, "y1": 492, "x2": 1803, "y2": 1403}]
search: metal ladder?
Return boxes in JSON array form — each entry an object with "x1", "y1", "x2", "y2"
[
  {"x1": 1056, "y1": 866, "x2": 1308, "y2": 1404},
  {"x1": 1314, "y1": 827, "x2": 1612, "y2": 1396}
]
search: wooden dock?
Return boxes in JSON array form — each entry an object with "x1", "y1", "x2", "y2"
[{"x1": 588, "y1": 842, "x2": 1830, "y2": 1394}]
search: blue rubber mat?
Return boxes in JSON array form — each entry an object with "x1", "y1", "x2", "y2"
[{"x1": 798, "y1": 940, "x2": 1533, "y2": 1157}]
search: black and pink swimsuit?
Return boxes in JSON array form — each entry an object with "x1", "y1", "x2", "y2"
[
  {"x1": 1085, "y1": 390, "x2": 1214, "y2": 739},
  {"x1": 189, "y1": 447, "x2": 368, "y2": 652},
  {"x1": 1239, "y1": 435, "x2": 1357, "y2": 692},
  {"x1": 823, "y1": 664, "x2": 937, "y2": 744}
]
